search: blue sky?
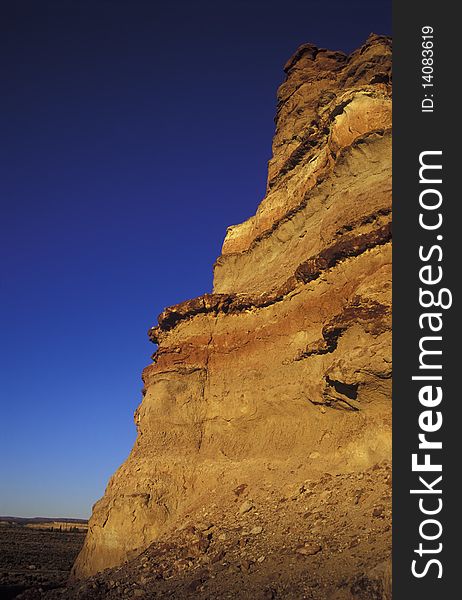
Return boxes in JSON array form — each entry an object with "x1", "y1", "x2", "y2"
[{"x1": 0, "y1": 0, "x2": 391, "y2": 518}]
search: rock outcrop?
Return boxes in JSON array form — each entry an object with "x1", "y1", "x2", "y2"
[{"x1": 72, "y1": 34, "x2": 392, "y2": 584}]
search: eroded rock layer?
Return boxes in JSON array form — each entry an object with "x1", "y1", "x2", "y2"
[{"x1": 73, "y1": 34, "x2": 392, "y2": 583}]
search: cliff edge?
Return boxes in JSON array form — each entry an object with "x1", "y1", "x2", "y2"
[{"x1": 72, "y1": 35, "x2": 392, "y2": 593}]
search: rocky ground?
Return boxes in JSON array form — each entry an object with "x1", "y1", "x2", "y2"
[
  {"x1": 0, "y1": 526, "x2": 85, "y2": 599},
  {"x1": 17, "y1": 461, "x2": 391, "y2": 599}
]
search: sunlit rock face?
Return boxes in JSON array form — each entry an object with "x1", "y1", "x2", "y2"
[{"x1": 72, "y1": 34, "x2": 391, "y2": 579}]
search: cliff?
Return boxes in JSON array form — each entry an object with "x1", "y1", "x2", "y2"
[{"x1": 72, "y1": 34, "x2": 392, "y2": 593}]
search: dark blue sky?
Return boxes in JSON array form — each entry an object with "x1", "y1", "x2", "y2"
[{"x1": 0, "y1": 1, "x2": 391, "y2": 518}]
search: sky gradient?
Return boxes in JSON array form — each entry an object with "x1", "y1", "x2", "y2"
[{"x1": 0, "y1": 0, "x2": 391, "y2": 518}]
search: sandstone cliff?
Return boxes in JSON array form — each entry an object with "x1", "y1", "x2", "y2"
[{"x1": 72, "y1": 34, "x2": 392, "y2": 587}]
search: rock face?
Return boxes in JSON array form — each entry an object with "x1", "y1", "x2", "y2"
[{"x1": 73, "y1": 34, "x2": 392, "y2": 580}]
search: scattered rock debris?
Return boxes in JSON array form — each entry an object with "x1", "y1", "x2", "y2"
[{"x1": 15, "y1": 462, "x2": 391, "y2": 600}]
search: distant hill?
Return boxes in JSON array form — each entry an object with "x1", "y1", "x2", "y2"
[{"x1": 0, "y1": 516, "x2": 88, "y2": 524}]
